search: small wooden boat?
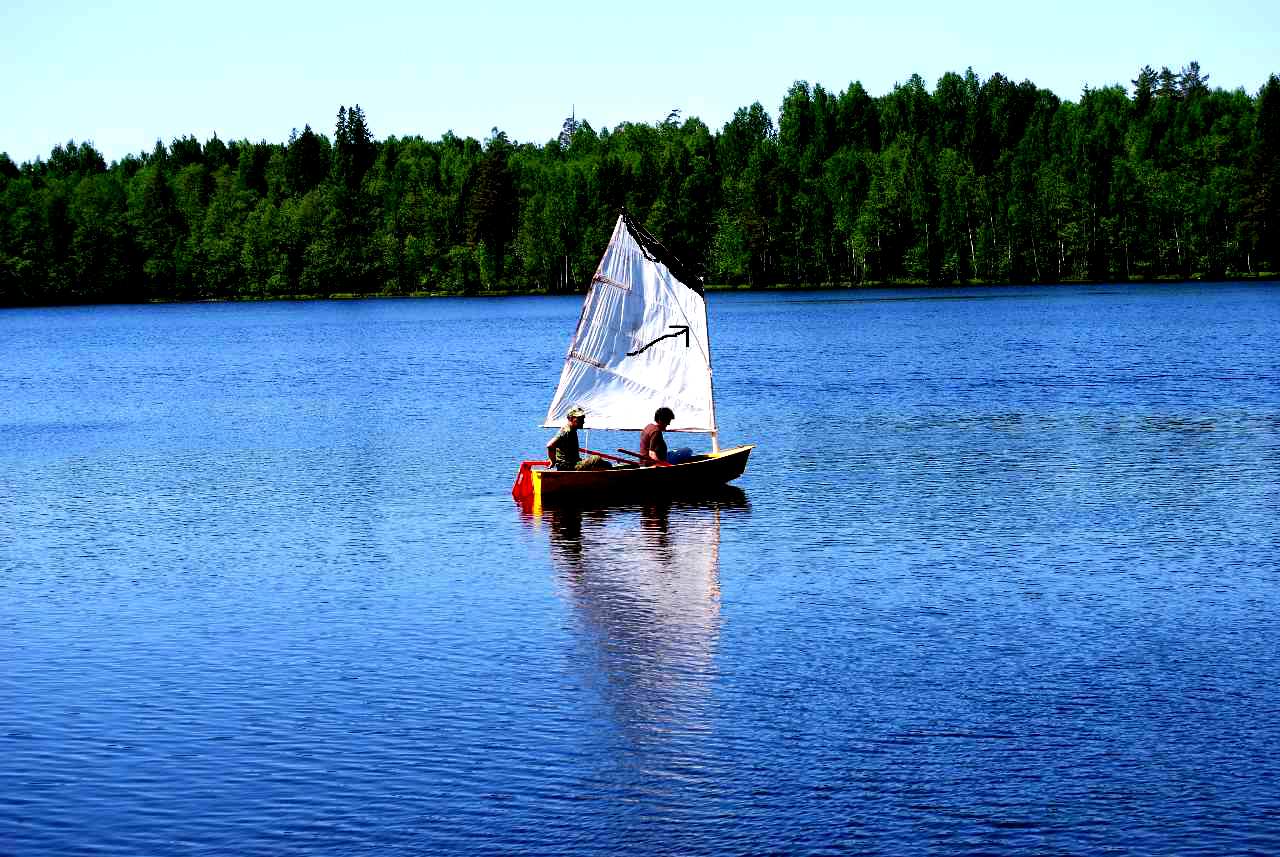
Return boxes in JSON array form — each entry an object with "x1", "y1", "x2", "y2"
[
  {"x1": 513, "y1": 211, "x2": 755, "y2": 506},
  {"x1": 513, "y1": 445, "x2": 754, "y2": 506}
]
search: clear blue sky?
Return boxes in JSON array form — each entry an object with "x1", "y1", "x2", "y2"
[{"x1": 3, "y1": 0, "x2": 1277, "y2": 166}]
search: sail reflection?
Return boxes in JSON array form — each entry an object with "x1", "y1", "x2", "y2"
[{"x1": 525, "y1": 488, "x2": 749, "y2": 739}]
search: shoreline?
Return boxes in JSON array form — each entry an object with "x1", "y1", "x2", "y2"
[{"x1": 3, "y1": 272, "x2": 1278, "y2": 310}]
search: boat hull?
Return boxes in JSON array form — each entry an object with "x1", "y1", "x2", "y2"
[{"x1": 518, "y1": 445, "x2": 753, "y2": 506}]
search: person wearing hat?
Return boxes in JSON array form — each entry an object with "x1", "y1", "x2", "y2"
[{"x1": 546, "y1": 407, "x2": 609, "y2": 471}]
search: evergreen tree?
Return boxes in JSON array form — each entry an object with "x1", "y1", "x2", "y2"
[
  {"x1": 1248, "y1": 75, "x2": 1280, "y2": 271},
  {"x1": 1180, "y1": 61, "x2": 1210, "y2": 97},
  {"x1": 557, "y1": 110, "x2": 579, "y2": 149},
  {"x1": 1157, "y1": 67, "x2": 1182, "y2": 100},
  {"x1": 286, "y1": 125, "x2": 329, "y2": 196},
  {"x1": 1132, "y1": 65, "x2": 1158, "y2": 116},
  {"x1": 467, "y1": 129, "x2": 517, "y2": 289}
]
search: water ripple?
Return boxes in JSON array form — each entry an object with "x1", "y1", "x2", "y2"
[{"x1": 4, "y1": 286, "x2": 1280, "y2": 855}]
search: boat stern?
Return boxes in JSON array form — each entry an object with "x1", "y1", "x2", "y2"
[{"x1": 512, "y1": 459, "x2": 549, "y2": 504}]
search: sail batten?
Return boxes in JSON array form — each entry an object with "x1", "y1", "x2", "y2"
[{"x1": 543, "y1": 214, "x2": 716, "y2": 433}]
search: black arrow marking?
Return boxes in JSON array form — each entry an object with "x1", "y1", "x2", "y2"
[{"x1": 627, "y1": 325, "x2": 690, "y2": 357}]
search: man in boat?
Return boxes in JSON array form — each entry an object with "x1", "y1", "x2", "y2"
[
  {"x1": 639, "y1": 407, "x2": 671, "y2": 465},
  {"x1": 639, "y1": 407, "x2": 694, "y2": 466},
  {"x1": 547, "y1": 407, "x2": 610, "y2": 471}
]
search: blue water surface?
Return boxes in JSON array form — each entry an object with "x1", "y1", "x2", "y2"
[{"x1": 3, "y1": 282, "x2": 1279, "y2": 855}]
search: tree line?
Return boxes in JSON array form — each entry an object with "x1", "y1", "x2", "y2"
[{"x1": 2, "y1": 64, "x2": 1278, "y2": 306}]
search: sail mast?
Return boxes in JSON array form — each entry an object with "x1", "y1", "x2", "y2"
[{"x1": 705, "y1": 294, "x2": 720, "y2": 453}]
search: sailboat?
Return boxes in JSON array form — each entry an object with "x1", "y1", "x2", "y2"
[{"x1": 512, "y1": 211, "x2": 754, "y2": 505}]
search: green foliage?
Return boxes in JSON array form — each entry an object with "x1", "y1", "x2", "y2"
[{"x1": 2, "y1": 65, "x2": 1278, "y2": 307}]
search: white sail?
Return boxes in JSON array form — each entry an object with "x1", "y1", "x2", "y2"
[{"x1": 543, "y1": 215, "x2": 716, "y2": 433}]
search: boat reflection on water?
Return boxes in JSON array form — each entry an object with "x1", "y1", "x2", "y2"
[{"x1": 520, "y1": 487, "x2": 749, "y2": 741}]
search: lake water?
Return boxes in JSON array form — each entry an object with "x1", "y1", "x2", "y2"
[{"x1": 3, "y1": 282, "x2": 1279, "y2": 855}]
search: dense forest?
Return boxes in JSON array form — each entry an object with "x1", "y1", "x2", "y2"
[{"x1": 2, "y1": 63, "x2": 1279, "y2": 306}]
